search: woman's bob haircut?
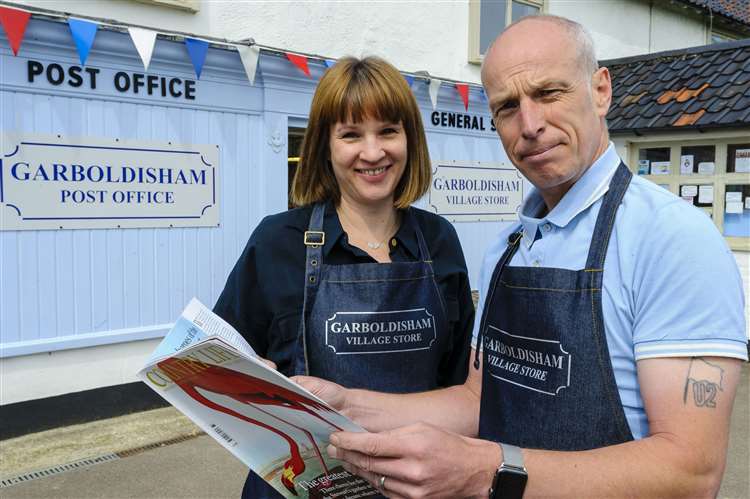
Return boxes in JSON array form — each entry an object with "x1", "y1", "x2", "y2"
[{"x1": 290, "y1": 56, "x2": 431, "y2": 209}]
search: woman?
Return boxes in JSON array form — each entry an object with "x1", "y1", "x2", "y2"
[{"x1": 213, "y1": 56, "x2": 474, "y2": 498}]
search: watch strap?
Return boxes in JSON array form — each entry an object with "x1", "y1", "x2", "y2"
[{"x1": 500, "y1": 443, "x2": 525, "y2": 470}]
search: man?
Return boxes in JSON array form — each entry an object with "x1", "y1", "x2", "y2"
[{"x1": 297, "y1": 15, "x2": 747, "y2": 498}]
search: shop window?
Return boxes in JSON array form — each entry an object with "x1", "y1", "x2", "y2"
[
  {"x1": 723, "y1": 185, "x2": 750, "y2": 237},
  {"x1": 680, "y1": 145, "x2": 715, "y2": 175},
  {"x1": 637, "y1": 147, "x2": 670, "y2": 175},
  {"x1": 288, "y1": 127, "x2": 305, "y2": 209},
  {"x1": 468, "y1": 0, "x2": 544, "y2": 63},
  {"x1": 630, "y1": 139, "x2": 750, "y2": 250},
  {"x1": 727, "y1": 143, "x2": 750, "y2": 174}
]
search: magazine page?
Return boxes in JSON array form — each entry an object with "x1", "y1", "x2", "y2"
[
  {"x1": 139, "y1": 337, "x2": 381, "y2": 499},
  {"x1": 146, "y1": 297, "x2": 256, "y2": 365}
]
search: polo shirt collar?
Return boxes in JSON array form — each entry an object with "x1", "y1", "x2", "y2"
[{"x1": 518, "y1": 143, "x2": 621, "y2": 247}]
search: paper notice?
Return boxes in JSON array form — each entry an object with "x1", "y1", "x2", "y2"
[
  {"x1": 725, "y1": 201, "x2": 743, "y2": 214},
  {"x1": 638, "y1": 160, "x2": 650, "y2": 175},
  {"x1": 745, "y1": 197, "x2": 750, "y2": 210},
  {"x1": 698, "y1": 185, "x2": 714, "y2": 204},
  {"x1": 650, "y1": 161, "x2": 671, "y2": 175},
  {"x1": 680, "y1": 155, "x2": 694, "y2": 175},
  {"x1": 681, "y1": 185, "x2": 698, "y2": 197},
  {"x1": 726, "y1": 192, "x2": 742, "y2": 203},
  {"x1": 697, "y1": 162, "x2": 715, "y2": 175},
  {"x1": 735, "y1": 149, "x2": 750, "y2": 173},
  {"x1": 681, "y1": 196, "x2": 694, "y2": 204}
]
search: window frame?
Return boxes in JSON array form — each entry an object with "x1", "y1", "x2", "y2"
[
  {"x1": 468, "y1": 0, "x2": 545, "y2": 64},
  {"x1": 625, "y1": 134, "x2": 750, "y2": 251}
]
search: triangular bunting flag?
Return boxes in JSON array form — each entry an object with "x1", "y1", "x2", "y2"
[
  {"x1": 403, "y1": 75, "x2": 415, "y2": 87},
  {"x1": 128, "y1": 27, "x2": 157, "y2": 71},
  {"x1": 286, "y1": 53, "x2": 311, "y2": 77},
  {"x1": 455, "y1": 83, "x2": 470, "y2": 111},
  {"x1": 324, "y1": 59, "x2": 336, "y2": 68},
  {"x1": 68, "y1": 18, "x2": 98, "y2": 65},
  {"x1": 479, "y1": 87, "x2": 487, "y2": 101},
  {"x1": 236, "y1": 44, "x2": 261, "y2": 85},
  {"x1": 0, "y1": 6, "x2": 31, "y2": 56},
  {"x1": 185, "y1": 38, "x2": 209, "y2": 79},
  {"x1": 429, "y1": 78, "x2": 442, "y2": 110}
]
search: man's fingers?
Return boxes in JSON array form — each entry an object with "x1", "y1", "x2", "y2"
[
  {"x1": 330, "y1": 430, "x2": 403, "y2": 458},
  {"x1": 260, "y1": 358, "x2": 277, "y2": 370}
]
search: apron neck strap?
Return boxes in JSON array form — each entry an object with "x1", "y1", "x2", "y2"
[
  {"x1": 584, "y1": 162, "x2": 632, "y2": 270},
  {"x1": 473, "y1": 229, "x2": 523, "y2": 370}
]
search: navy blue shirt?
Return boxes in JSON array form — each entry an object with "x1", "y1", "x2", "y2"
[{"x1": 214, "y1": 203, "x2": 474, "y2": 386}]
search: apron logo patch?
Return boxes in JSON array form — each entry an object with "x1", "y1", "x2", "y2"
[
  {"x1": 484, "y1": 326, "x2": 571, "y2": 396},
  {"x1": 325, "y1": 308, "x2": 437, "y2": 355}
]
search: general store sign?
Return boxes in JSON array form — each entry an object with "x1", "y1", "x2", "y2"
[
  {"x1": 428, "y1": 161, "x2": 523, "y2": 222},
  {"x1": 0, "y1": 133, "x2": 219, "y2": 230}
]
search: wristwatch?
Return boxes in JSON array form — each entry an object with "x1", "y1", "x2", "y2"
[{"x1": 489, "y1": 443, "x2": 527, "y2": 499}]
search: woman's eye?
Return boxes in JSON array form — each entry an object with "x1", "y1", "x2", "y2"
[
  {"x1": 381, "y1": 127, "x2": 398, "y2": 135},
  {"x1": 340, "y1": 132, "x2": 359, "y2": 139}
]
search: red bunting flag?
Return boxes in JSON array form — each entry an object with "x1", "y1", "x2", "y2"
[
  {"x1": 286, "y1": 52, "x2": 311, "y2": 77},
  {"x1": 455, "y1": 83, "x2": 469, "y2": 111},
  {"x1": 0, "y1": 6, "x2": 31, "y2": 56}
]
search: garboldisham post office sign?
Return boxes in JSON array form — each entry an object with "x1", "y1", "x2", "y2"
[
  {"x1": 428, "y1": 161, "x2": 523, "y2": 222},
  {"x1": 1, "y1": 134, "x2": 219, "y2": 230}
]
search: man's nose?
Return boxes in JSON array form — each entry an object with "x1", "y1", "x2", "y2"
[
  {"x1": 359, "y1": 136, "x2": 386, "y2": 162},
  {"x1": 519, "y1": 98, "x2": 545, "y2": 139}
]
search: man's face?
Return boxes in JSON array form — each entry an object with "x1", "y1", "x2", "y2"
[{"x1": 482, "y1": 20, "x2": 612, "y2": 208}]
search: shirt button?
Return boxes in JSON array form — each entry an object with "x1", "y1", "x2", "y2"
[
  {"x1": 390, "y1": 238, "x2": 397, "y2": 247},
  {"x1": 543, "y1": 223, "x2": 552, "y2": 232}
]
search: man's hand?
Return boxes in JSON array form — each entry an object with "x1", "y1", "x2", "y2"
[
  {"x1": 292, "y1": 375, "x2": 349, "y2": 414},
  {"x1": 327, "y1": 422, "x2": 499, "y2": 499}
]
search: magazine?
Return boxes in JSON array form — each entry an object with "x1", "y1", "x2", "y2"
[{"x1": 139, "y1": 298, "x2": 382, "y2": 499}]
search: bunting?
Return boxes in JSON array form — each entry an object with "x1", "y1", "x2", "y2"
[
  {"x1": 0, "y1": 6, "x2": 31, "y2": 56},
  {"x1": 286, "y1": 52, "x2": 311, "y2": 77},
  {"x1": 68, "y1": 18, "x2": 98, "y2": 65},
  {"x1": 128, "y1": 27, "x2": 157, "y2": 71},
  {"x1": 236, "y1": 44, "x2": 261, "y2": 85},
  {"x1": 455, "y1": 83, "x2": 469, "y2": 111},
  {"x1": 324, "y1": 59, "x2": 336, "y2": 68},
  {"x1": 184, "y1": 38, "x2": 209, "y2": 79},
  {"x1": 403, "y1": 75, "x2": 415, "y2": 87},
  {"x1": 429, "y1": 78, "x2": 441, "y2": 110}
]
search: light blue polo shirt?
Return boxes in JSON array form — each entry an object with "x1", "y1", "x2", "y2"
[{"x1": 472, "y1": 143, "x2": 747, "y2": 440}]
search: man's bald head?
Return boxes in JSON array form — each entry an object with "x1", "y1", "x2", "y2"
[{"x1": 482, "y1": 15, "x2": 598, "y2": 84}]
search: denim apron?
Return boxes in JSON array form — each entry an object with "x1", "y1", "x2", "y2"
[
  {"x1": 476, "y1": 162, "x2": 634, "y2": 451},
  {"x1": 243, "y1": 202, "x2": 448, "y2": 498}
]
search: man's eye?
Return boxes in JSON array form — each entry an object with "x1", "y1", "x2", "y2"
[
  {"x1": 494, "y1": 101, "x2": 517, "y2": 117},
  {"x1": 539, "y1": 89, "x2": 561, "y2": 98}
]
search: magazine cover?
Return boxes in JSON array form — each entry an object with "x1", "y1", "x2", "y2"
[{"x1": 139, "y1": 299, "x2": 381, "y2": 499}]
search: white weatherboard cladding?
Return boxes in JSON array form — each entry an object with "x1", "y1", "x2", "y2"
[{"x1": 0, "y1": 90, "x2": 266, "y2": 353}]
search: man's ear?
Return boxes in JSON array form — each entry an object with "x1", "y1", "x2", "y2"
[{"x1": 592, "y1": 67, "x2": 612, "y2": 118}]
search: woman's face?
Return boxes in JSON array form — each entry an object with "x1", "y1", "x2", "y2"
[{"x1": 329, "y1": 117, "x2": 407, "y2": 210}]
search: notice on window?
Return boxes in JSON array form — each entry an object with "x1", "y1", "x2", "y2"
[
  {"x1": 697, "y1": 162, "x2": 715, "y2": 175},
  {"x1": 650, "y1": 161, "x2": 671, "y2": 175},
  {"x1": 680, "y1": 155, "x2": 694, "y2": 175},
  {"x1": 746, "y1": 198, "x2": 750, "y2": 210},
  {"x1": 637, "y1": 160, "x2": 649, "y2": 175},
  {"x1": 681, "y1": 185, "x2": 698, "y2": 197},
  {"x1": 735, "y1": 149, "x2": 750, "y2": 173},
  {"x1": 726, "y1": 201, "x2": 744, "y2": 214},
  {"x1": 698, "y1": 185, "x2": 714, "y2": 204},
  {"x1": 726, "y1": 192, "x2": 742, "y2": 203}
]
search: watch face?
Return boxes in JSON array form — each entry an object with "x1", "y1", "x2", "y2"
[{"x1": 491, "y1": 467, "x2": 528, "y2": 499}]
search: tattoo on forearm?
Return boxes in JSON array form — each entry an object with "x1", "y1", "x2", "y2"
[{"x1": 683, "y1": 358, "x2": 724, "y2": 408}]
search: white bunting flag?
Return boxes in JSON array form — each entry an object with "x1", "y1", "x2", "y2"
[
  {"x1": 429, "y1": 78, "x2": 442, "y2": 110},
  {"x1": 128, "y1": 27, "x2": 157, "y2": 71},
  {"x1": 237, "y1": 44, "x2": 261, "y2": 85}
]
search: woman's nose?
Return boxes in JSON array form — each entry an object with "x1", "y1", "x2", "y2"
[{"x1": 358, "y1": 136, "x2": 386, "y2": 163}]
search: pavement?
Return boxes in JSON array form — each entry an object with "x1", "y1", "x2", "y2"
[{"x1": 0, "y1": 364, "x2": 748, "y2": 499}]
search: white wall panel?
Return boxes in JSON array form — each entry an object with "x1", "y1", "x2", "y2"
[{"x1": 0, "y1": 86, "x2": 266, "y2": 356}]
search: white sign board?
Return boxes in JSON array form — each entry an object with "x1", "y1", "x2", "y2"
[
  {"x1": 428, "y1": 161, "x2": 523, "y2": 222},
  {"x1": 1, "y1": 133, "x2": 219, "y2": 230}
]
